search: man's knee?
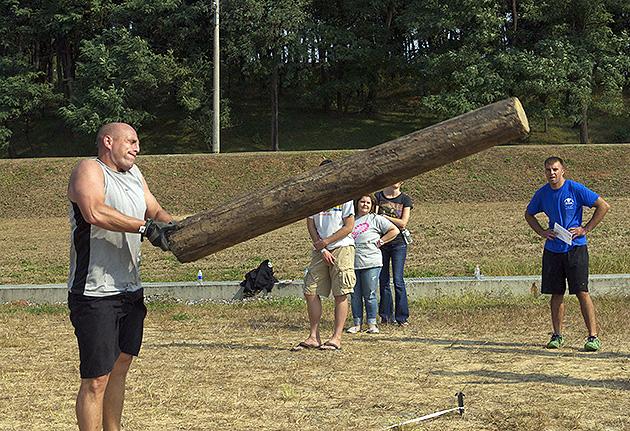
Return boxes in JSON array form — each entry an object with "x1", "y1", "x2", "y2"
[
  {"x1": 304, "y1": 294, "x2": 319, "y2": 303},
  {"x1": 333, "y1": 294, "x2": 348, "y2": 305},
  {"x1": 80, "y1": 374, "x2": 110, "y2": 395},
  {"x1": 575, "y1": 291, "x2": 593, "y2": 303}
]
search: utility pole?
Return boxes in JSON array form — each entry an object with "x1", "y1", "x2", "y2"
[{"x1": 212, "y1": 0, "x2": 220, "y2": 153}]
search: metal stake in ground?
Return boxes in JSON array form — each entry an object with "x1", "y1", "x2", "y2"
[
  {"x1": 169, "y1": 97, "x2": 529, "y2": 263},
  {"x1": 378, "y1": 392, "x2": 465, "y2": 430}
]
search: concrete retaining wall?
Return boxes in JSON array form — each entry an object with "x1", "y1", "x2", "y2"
[{"x1": 2, "y1": 274, "x2": 629, "y2": 304}]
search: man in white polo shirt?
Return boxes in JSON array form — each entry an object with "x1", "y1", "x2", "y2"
[{"x1": 291, "y1": 160, "x2": 356, "y2": 351}]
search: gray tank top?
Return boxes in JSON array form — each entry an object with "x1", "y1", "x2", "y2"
[{"x1": 68, "y1": 159, "x2": 147, "y2": 297}]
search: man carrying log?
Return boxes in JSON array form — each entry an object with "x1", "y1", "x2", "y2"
[
  {"x1": 67, "y1": 122, "x2": 176, "y2": 430},
  {"x1": 291, "y1": 160, "x2": 356, "y2": 351}
]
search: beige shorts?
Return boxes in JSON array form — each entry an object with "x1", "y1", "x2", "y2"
[{"x1": 304, "y1": 245, "x2": 356, "y2": 297}]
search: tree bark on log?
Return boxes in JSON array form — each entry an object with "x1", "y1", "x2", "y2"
[{"x1": 169, "y1": 97, "x2": 529, "y2": 262}]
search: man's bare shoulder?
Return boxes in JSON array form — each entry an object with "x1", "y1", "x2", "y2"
[
  {"x1": 68, "y1": 159, "x2": 104, "y2": 200},
  {"x1": 73, "y1": 158, "x2": 100, "y2": 170},
  {"x1": 69, "y1": 159, "x2": 102, "y2": 179}
]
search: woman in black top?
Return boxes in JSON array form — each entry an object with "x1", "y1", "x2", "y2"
[{"x1": 374, "y1": 181, "x2": 413, "y2": 326}]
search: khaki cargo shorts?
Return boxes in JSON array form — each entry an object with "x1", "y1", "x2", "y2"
[{"x1": 304, "y1": 245, "x2": 355, "y2": 297}]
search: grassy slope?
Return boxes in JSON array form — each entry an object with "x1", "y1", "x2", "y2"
[
  {"x1": 1, "y1": 144, "x2": 629, "y2": 285},
  {"x1": 1, "y1": 145, "x2": 629, "y2": 219}
]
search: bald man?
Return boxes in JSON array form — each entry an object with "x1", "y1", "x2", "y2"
[{"x1": 67, "y1": 122, "x2": 176, "y2": 430}]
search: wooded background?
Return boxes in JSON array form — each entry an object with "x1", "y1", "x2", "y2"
[{"x1": 2, "y1": 0, "x2": 630, "y2": 157}]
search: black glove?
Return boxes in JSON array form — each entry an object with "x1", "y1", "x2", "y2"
[{"x1": 141, "y1": 219, "x2": 178, "y2": 251}]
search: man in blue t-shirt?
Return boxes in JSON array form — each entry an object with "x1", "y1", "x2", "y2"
[{"x1": 525, "y1": 157, "x2": 610, "y2": 352}]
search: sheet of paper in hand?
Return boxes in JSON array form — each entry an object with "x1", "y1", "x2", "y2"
[{"x1": 553, "y1": 222, "x2": 572, "y2": 245}]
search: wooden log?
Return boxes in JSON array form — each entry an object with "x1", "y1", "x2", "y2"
[{"x1": 169, "y1": 97, "x2": 529, "y2": 262}]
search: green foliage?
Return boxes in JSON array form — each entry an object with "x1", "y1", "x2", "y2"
[
  {"x1": 172, "y1": 312, "x2": 197, "y2": 321},
  {"x1": 224, "y1": 0, "x2": 310, "y2": 78},
  {"x1": 408, "y1": 0, "x2": 510, "y2": 117},
  {"x1": 223, "y1": 0, "x2": 311, "y2": 149},
  {"x1": 59, "y1": 28, "x2": 178, "y2": 136},
  {"x1": 0, "y1": 55, "x2": 59, "y2": 155},
  {"x1": 514, "y1": 0, "x2": 630, "y2": 141},
  {"x1": 176, "y1": 58, "x2": 232, "y2": 150},
  {"x1": 611, "y1": 124, "x2": 630, "y2": 142},
  {"x1": 2, "y1": 0, "x2": 630, "y2": 156},
  {"x1": 405, "y1": 0, "x2": 630, "y2": 140},
  {"x1": 303, "y1": 0, "x2": 413, "y2": 114}
]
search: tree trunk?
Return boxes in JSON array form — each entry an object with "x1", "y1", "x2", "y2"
[
  {"x1": 23, "y1": 117, "x2": 37, "y2": 156},
  {"x1": 169, "y1": 97, "x2": 530, "y2": 263},
  {"x1": 7, "y1": 144, "x2": 17, "y2": 158},
  {"x1": 512, "y1": 0, "x2": 518, "y2": 32},
  {"x1": 56, "y1": 36, "x2": 74, "y2": 99},
  {"x1": 318, "y1": 44, "x2": 330, "y2": 114},
  {"x1": 336, "y1": 91, "x2": 343, "y2": 115},
  {"x1": 580, "y1": 106, "x2": 589, "y2": 144},
  {"x1": 362, "y1": 86, "x2": 376, "y2": 113},
  {"x1": 46, "y1": 40, "x2": 55, "y2": 86},
  {"x1": 271, "y1": 59, "x2": 279, "y2": 151}
]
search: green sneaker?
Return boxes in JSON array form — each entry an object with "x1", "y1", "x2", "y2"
[
  {"x1": 584, "y1": 335, "x2": 601, "y2": 351},
  {"x1": 546, "y1": 333, "x2": 564, "y2": 349}
]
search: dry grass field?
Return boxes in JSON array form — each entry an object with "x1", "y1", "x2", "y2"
[
  {"x1": 1, "y1": 296, "x2": 630, "y2": 430},
  {"x1": 1, "y1": 145, "x2": 630, "y2": 430},
  {"x1": 1, "y1": 197, "x2": 629, "y2": 286}
]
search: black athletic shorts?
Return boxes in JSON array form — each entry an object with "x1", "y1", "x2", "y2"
[
  {"x1": 68, "y1": 289, "x2": 146, "y2": 379},
  {"x1": 541, "y1": 245, "x2": 589, "y2": 295}
]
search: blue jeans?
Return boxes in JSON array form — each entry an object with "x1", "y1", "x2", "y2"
[
  {"x1": 350, "y1": 267, "x2": 381, "y2": 326},
  {"x1": 379, "y1": 243, "x2": 409, "y2": 324}
]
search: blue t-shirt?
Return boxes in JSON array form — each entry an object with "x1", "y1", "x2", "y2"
[{"x1": 526, "y1": 179, "x2": 599, "y2": 253}]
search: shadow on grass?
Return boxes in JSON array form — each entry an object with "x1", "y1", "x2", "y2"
[
  {"x1": 143, "y1": 341, "x2": 283, "y2": 352},
  {"x1": 430, "y1": 368, "x2": 630, "y2": 391},
  {"x1": 146, "y1": 335, "x2": 630, "y2": 360},
  {"x1": 354, "y1": 336, "x2": 630, "y2": 359}
]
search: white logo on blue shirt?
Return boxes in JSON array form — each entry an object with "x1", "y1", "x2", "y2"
[{"x1": 564, "y1": 198, "x2": 575, "y2": 210}]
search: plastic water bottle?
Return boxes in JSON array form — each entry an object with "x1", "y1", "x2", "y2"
[
  {"x1": 474, "y1": 266, "x2": 481, "y2": 280},
  {"x1": 401, "y1": 228, "x2": 413, "y2": 244},
  {"x1": 197, "y1": 270, "x2": 203, "y2": 286}
]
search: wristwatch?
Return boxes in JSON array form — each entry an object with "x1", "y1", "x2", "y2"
[{"x1": 138, "y1": 224, "x2": 146, "y2": 234}]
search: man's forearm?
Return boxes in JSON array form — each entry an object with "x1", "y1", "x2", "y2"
[
  {"x1": 583, "y1": 198, "x2": 610, "y2": 233},
  {"x1": 151, "y1": 208, "x2": 173, "y2": 224},
  {"x1": 524, "y1": 211, "x2": 545, "y2": 236},
  {"x1": 322, "y1": 225, "x2": 353, "y2": 246}
]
